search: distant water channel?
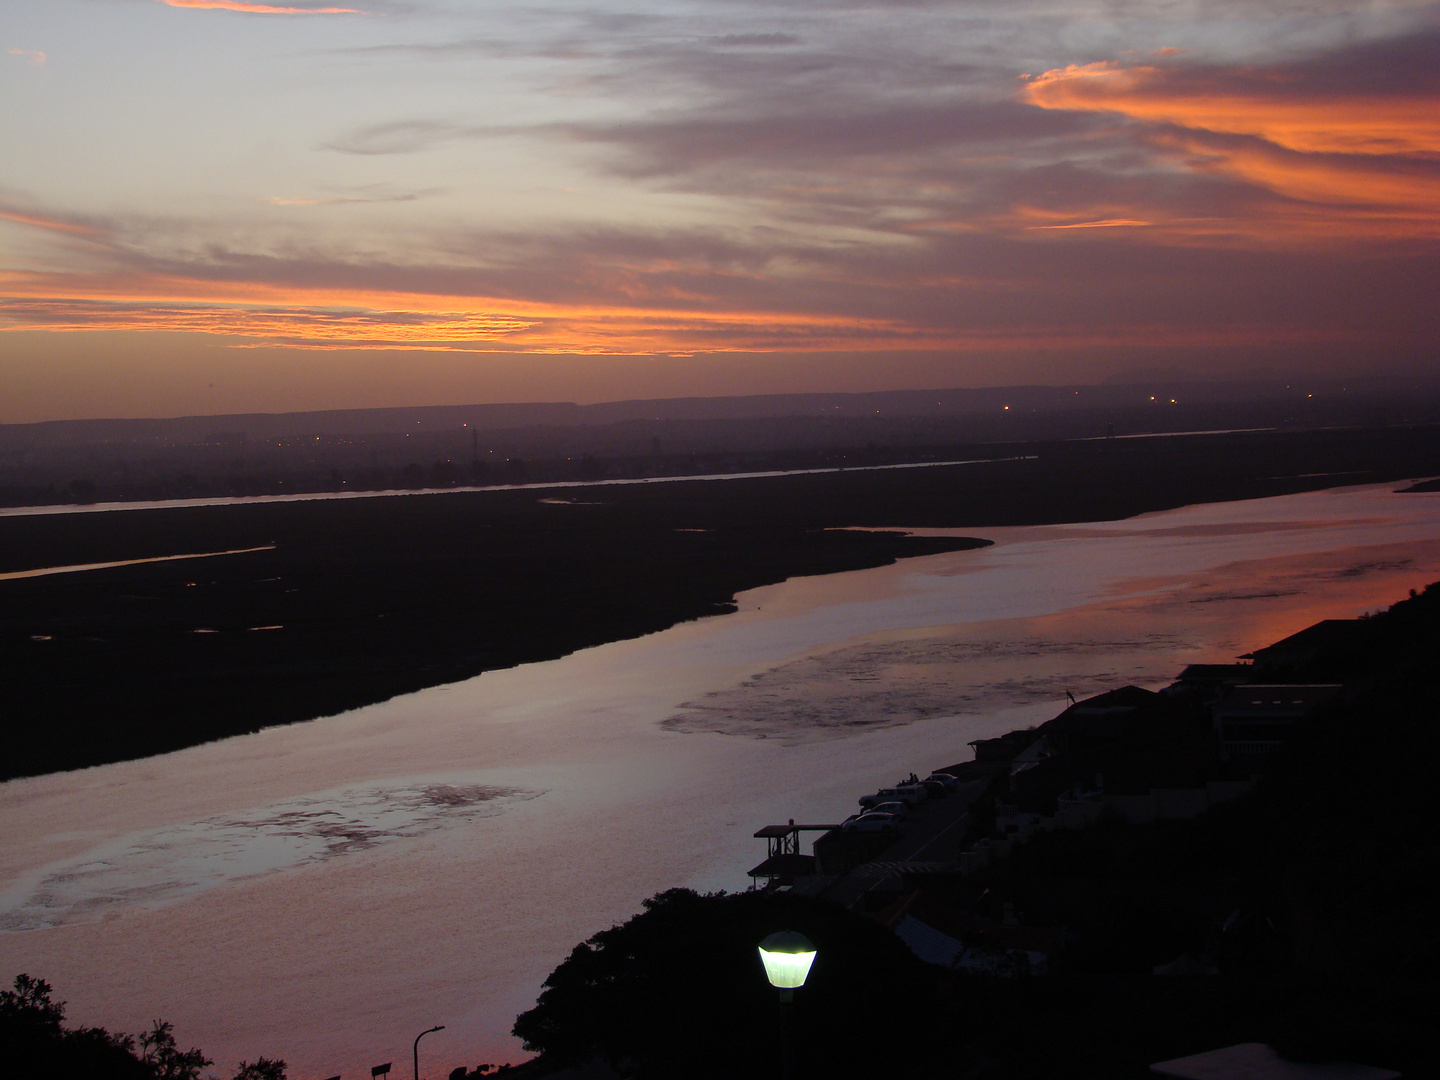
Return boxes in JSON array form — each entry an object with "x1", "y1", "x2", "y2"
[
  {"x1": 0, "y1": 456, "x2": 1030, "y2": 519},
  {"x1": 0, "y1": 546, "x2": 275, "y2": 581},
  {"x1": 2, "y1": 482, "x2": 1439, "y2": 1078}
]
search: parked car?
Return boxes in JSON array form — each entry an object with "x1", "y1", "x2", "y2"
[
  {"x1": 865, "y1": 801, "x2": 911, "y2": 819},
  {"x1": 859, "y1": 785, "x2": 928, "y2": 809},
  {"x1": 925, "y1": 772, "x2": 960, "y2": 790},
  {"x1": 841, "y1": 812, "x2": 902, "y2": 834},
  {"x1": 891, "y1": 783, "x2": 930, "y2": 803}
]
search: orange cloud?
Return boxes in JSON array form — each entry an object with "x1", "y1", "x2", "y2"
[
  {"x1": 0, "y1": 210, "x2": 103, "y2": 237},
  {"x1": 1027, "y1": 218, "x2": 1152, "y2": 230},
  {"x1": 0, "y1": 271, "x2": 923, "y2": 354},
  {"x1": 0, "y1": 268, "x2": 1365, "y2": 356},
  {"x1": 0, "y1": 298, "x2": 533, "y2": 346},
  {"x1": 157, "y1": 0, "x2": 362, "y2": 13},
  {"x1": 1021, "y1": 61, "x2": 1440, "y2": 156},
  {"x1": 1019, "y1": 53, "x2": 1440, "y2": 243},
  {"x1": 6, "y1": 47, "x2": 46, "y2": 65},
  {"x1": 1151, "y1": 129, "x2": 1440, "y2": 217}
]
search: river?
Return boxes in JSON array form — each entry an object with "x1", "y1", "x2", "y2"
[{"x1": 2, "y1": 482, "x2": 1438, "y2": 1077}]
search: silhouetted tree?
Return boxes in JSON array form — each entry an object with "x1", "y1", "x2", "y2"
[
  {"x1": 1, "y1": 973, "x2": 65, "y2": 1027},
  {"x1": 1, "y1": 974, "x2": 148, "y2": 1079},
  {"x1": 137, "y1": 1020, "x2": 211, "y2": 1080},
  {"x1": 3, "y1": 974, "x2": 288, "y2": 1080},
  {"x1": 233, "y1": 1057, "x2": 288, "y2": 1080}
]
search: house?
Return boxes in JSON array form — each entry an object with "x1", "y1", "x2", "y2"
[
  {"x1": 1169, "y1": 663, "x2": 1254, "y2": 703},
  {"x1": 748, "y1": 821, "x2": 834, "y2": 888},
  {"x1": 1213, "y1": 684, "x2": 1341, "y2": 757}
]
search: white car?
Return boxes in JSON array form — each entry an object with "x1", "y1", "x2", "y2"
[{"x1": 841, "y1": 812, "x2": 902, "y2": 833}]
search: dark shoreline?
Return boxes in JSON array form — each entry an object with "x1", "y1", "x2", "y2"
[{"x1": 4, "y1": 423, "x2": 1440, "y2": 782}]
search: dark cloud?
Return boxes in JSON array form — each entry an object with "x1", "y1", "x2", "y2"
[
  {"x1": 322, "y1": 120, "x2": 491, "y2": 155},
  {"x1": 1163, "y1": 23, "x2": 1440, "y2": 100},
  {"x1": 710, "y1": 33, "x2": 802, "y2": 47},
  {"x1": 267, "y1": 184, "x2": 446, "y2": 205},
  {"x1": 555, "y1": 100, "x2": 1095, "y2": 185},
  {"x1": 332, "y1": 37, "x2": 519, "y2": 59}
]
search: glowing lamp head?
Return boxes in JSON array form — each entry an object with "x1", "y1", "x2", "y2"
[{"x1": 758, "y1": 930, "x2": 817, "y2": 995}]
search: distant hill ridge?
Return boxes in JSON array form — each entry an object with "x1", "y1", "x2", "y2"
[{"x1": 3, "y1": 378, "x2": 1433, "y2": 448}]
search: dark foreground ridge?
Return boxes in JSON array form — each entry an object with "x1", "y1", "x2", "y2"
[
  {"x1": 3, "y1": 423, "x2": 1440, "y2": 781},
  {"x1": 509, "y1": 583, "x2": 1440, "y2": 1079}
]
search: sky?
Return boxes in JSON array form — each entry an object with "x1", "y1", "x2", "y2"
[{"x1": 1, "y1": 0, "x2": 1438, "y2": 421}]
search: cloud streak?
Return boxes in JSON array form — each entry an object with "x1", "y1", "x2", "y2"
[
  {"x1": 156, "y1": 0, "x2": 362, "y2": 13},
  {"x1": 0, "y1": 208, "x2": 105, "y2": 238},
  {"x1": 1022, "y1": 58, "x2": 1440, "y2": 156},
  {"x1": 0, "y1": 296, "x2": 530, "y2": 347},
  {"x1": 323, "y1": 121, "x2": 489, "y2": 155},
  {"x1": 0, "y1": 275, "x2": 927, "y2": 354},
  {"x1": 1028, "y1": 219, "x2": 1152, "y2": 230},
  {"x1": 1019, "y1": 29, "x2": 1440, "y2": 241},
  {"x1": 265, "y1": 185, "x2": 443, "y2": 206},
  {"x1": 4, "y1": 288, "x2": 1352, "y2": 355}
]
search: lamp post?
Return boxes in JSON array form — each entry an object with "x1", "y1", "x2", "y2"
[
  {"x1": 759, "y1": 931, "x2": 816, "y2": 1080},
  {"x1": 413, "y1": 1025, "x2": 445, "y2": 1080}
]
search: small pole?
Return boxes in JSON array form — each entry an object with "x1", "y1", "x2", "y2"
[
  {"x1": 413, "y1": 1025, "x2": 445, "y2": 1080},
  {"x1": 779, "y1": 993, "x2": 794, "y2": 1080}
]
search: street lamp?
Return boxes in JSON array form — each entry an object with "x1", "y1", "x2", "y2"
[
  {"x1": 413, "y1": 1025, "x2": 445, "y2": 1080},
  {"x1": 759, "y1": 931, "x2": 816, "y2": 1080},
  {"x1": 758, "y1": 930, "x2": 816, "y2": 1003}
]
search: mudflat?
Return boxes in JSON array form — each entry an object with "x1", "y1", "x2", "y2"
[{"x1": 3, "y1": 424, "x2": 1439, "y2": 781}]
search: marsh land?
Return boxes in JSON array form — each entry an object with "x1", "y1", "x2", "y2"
[{"x1": 3, "y1": 423, "x2": 1440, "y2": 780}]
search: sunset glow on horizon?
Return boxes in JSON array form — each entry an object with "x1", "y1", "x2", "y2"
[{"x1": 3, "y1": 0, "x2": 1438, "y2": 420}]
